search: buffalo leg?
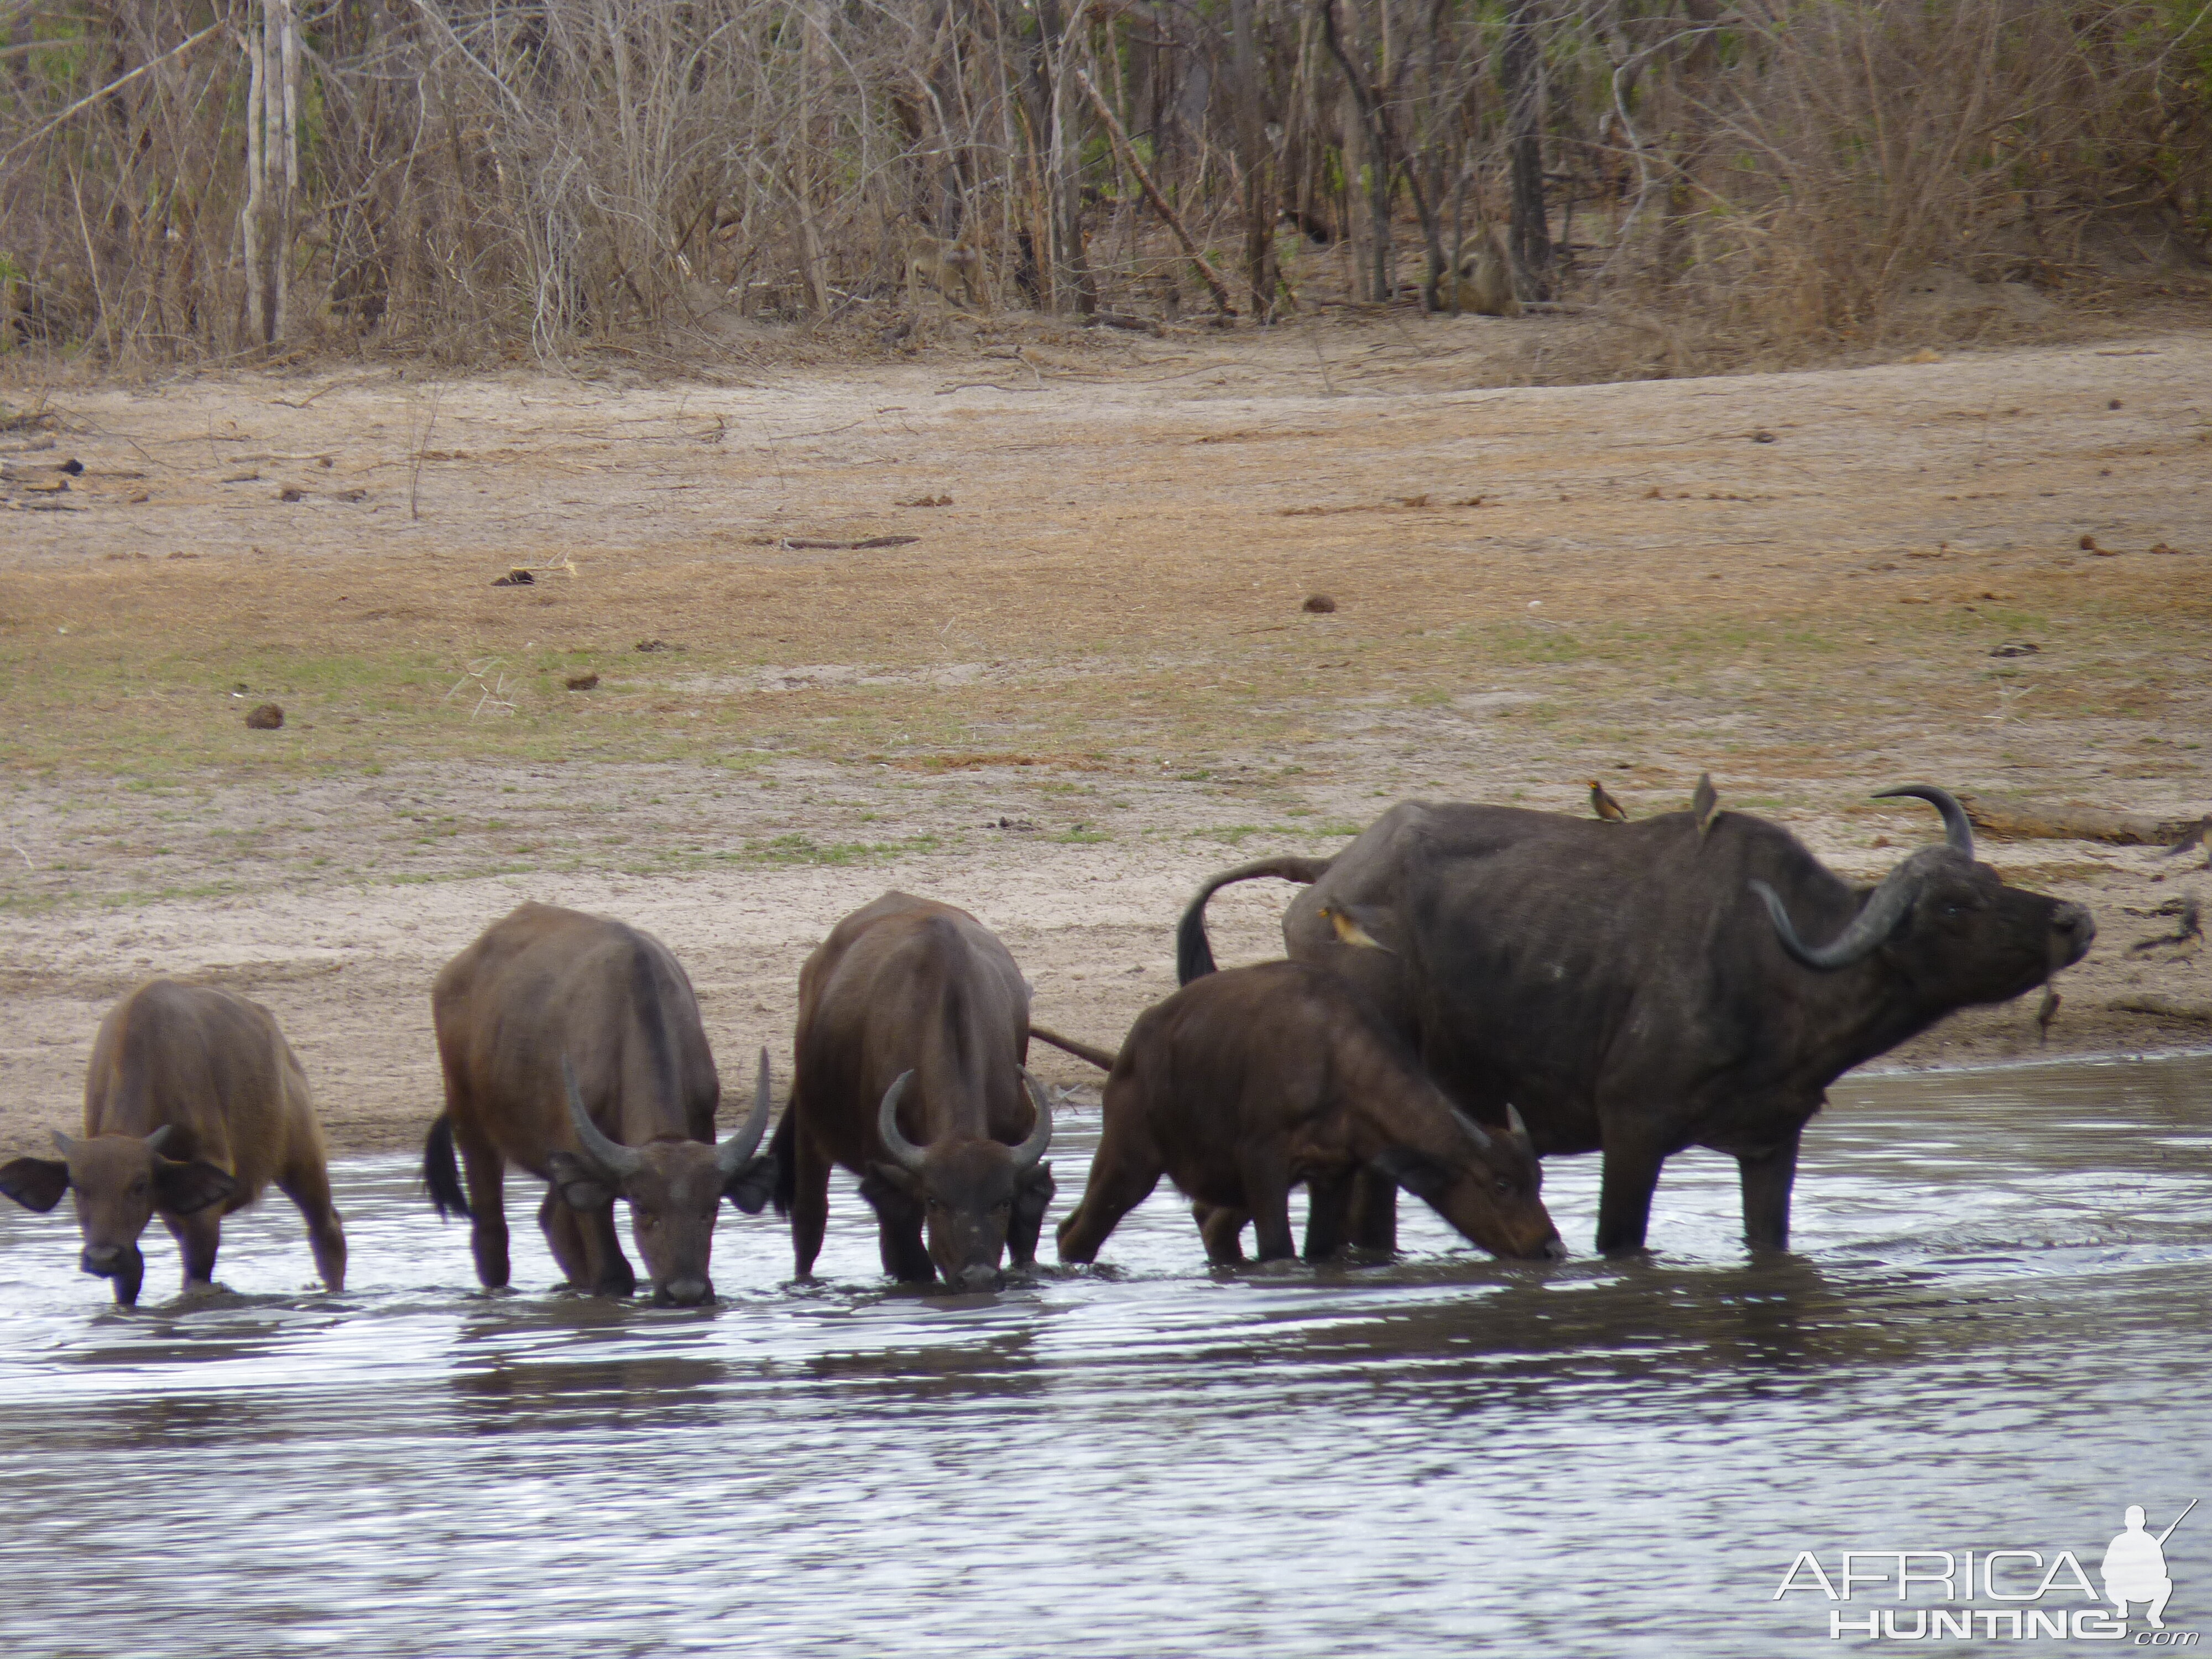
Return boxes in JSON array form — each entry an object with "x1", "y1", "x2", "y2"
[
  {"x1": 1342, "y1": 1170, "x2": 1400, "y2": 1253},
  {"x1": 789, "y1": 1129, "x2": 833, "y2": 1280},
  {"x1": 1594, "y1": 1135, "x2": 1668, "y2": 1256},
  {"x1": 164, "y1": 1207, "x2": 223, "y2": 1292},
  {"x1": 538, "y1": 1188, "x2": 592, "y2": 1287},
  {"x1": 1057, "y1": 1141, "x2": 1177, "y2": 1265},
  {"x1": 1241, "y1": 1146, "x2": 1297, "y2": 1262},
  {"x1": 454, "y1": 1123, "x2": 510, "y2": 1288},
  {"x1": 1738, "y1": 1134, "x2": 1801, "y2": 1253},
  {"x1": 1194, "y1": 1202, "x2": 1248, "y2": 1265},
  {"x1": 866, "y1": 1190, "x2": 934, "y2": 1284},
  {"x1": 276, "y1": 1161, "x2": 347, "y2": 1293},
  {"x1": 581, "y1": 1204, "x2": 637, "y2": 1297},
  {"x1": 1053, "y1": 1145, "x2": 1161, "y2": 1265},
  {"x1": 1303, "y1": 1173, "x2": 1353, "y2": 1262}
]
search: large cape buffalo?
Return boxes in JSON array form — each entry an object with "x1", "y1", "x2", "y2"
[
  {"x1": 423, "y1": 902, "x2": 772, "y2": 1306},
  {"x1": 0, "y1": 980, "x2": 347, "y2": 1305},
  {"x1": 770, "y1": 891, "x2": 1053, "y2": 1290},
  {"x1": 1054, "y1": 961, "x2": 1565, "y2": 1265},
  {"x1": 1177, "y1": 786, "x2": 2093, "y2": 1255}
]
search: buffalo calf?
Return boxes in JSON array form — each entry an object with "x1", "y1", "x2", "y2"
[
  {"x1": 1055, "y1": 962, "x2": 1564, "y2": 1266},
  {"x1": 773, "y1": 891, "x2": 1053, "y2": 1290},
  {"x1": 0, "y1": 980, "x2": 346, "y2": 1305},
  {"x1": 424, "y1": 902, "x2": 771, "y2": 1305}
]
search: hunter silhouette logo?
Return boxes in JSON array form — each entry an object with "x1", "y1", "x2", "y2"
[
  {"x1": 1775, "y1": 1500, "x2": 2200, "y2": 1642},
  {"x1": 2105, "y1": 1501, "x2": 2194, "y2": 1630}
]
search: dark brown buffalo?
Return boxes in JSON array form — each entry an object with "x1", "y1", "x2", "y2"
[
  {"x1": 770, "y1": 891, "x2": 1053, "y2": 1290},
  {"x1": 0, "y1": 980, "x2": 347, "y2": 1305},
  {"x1": 422, "y1": 902, "x2": 771, "y2": 1306},
  {"x1": 1178, "y1": 785, "x2": 2095, "y2": 1255},
  {"x1": 1053, "y1": 961, "x2": 1564, "y2": 1265}
]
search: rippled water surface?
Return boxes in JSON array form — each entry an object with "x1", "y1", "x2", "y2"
[{"x1": 5, "y1": 1053, "x2": 2209, "y2": 1656}]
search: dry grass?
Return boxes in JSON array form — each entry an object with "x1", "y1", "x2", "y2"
[{"x1": 3, "y1": 2, "x2": 2205, "y2": 374}]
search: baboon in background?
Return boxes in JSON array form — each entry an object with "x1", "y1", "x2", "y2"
[
  {"x1": 1450, "y1": 226, "x2": 1521, "y2": 317},
  {"x1": 905, "y1": 228, "x2": 987, "y2": 312}
]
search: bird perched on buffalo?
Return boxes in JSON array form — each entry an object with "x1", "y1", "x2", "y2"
[
  {"x1": 1319, "y1": 899, "x2": 1394, "y2": 953},
  {"x1": 1692, "y1": 772, "x2": 1721, "y2": 838},
  {"x1": 1589, "y1": 780, "x2": 1629, "y2": 822}
]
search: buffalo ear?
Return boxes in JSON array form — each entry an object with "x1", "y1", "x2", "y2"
[
  {"x1": 1013, "y1": 1161, "x2": 1056, "y2": 1228},
  {"x1": 723, "y1": 1152, "x2": 778, "y2": 1217},
  {"x1": 0, "y1": 1156, "x2": 70, "y2": 1214},
  {"x1": 859, "y1": 1162, "x2": 922, "y2": 1214},
  {"x1": 546, "y1": 1151, "x2": 616, "y2": 1213},
  {"x1": 1370, "y1": 1145, "x2": 1450, "y2": 1204},
  {"x1": 153, "y1": 1158, "x2": 238, "y2": 1217}
]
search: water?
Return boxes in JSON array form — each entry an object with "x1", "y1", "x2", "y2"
[{"x1": 3, "y1": 1053, "x2": 2208, "y2": 1656}]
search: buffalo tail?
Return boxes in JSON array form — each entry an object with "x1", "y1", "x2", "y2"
[
  {"x1": 1174, "y1": 855, "x2": 1335, "y2": 984},
  {"x1": 768, "y1": 1106, "x2": 798, "y2": 1219},
  {"x1": 1029, "y1": 1022, "x2": 1119, "y2": 1071},
  {"x1": 422, "y1": 1114, "x2": 471, "y2": 1220}
]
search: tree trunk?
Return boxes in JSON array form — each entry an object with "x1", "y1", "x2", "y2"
[
  {"x1": 1501, "y1": 0, "x2": 1551, "y2": 300},
  {"x1": 1231, "y1": 0, "x2": 1279, "y2": 320}
]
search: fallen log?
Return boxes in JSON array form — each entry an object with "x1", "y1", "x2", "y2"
[
  {"x1": 2109, "y1": 994, "x2": 2212, "y2": 1024},
  {"x1": 1954, "y1": 794, "x2": 2206, "y2": 847}
]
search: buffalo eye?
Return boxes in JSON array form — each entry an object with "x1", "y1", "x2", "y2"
[{"x1": 128, "y1": 1179, "x2": 148, "y2": 1197}]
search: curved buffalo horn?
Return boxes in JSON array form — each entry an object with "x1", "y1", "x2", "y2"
[
  {"x1": 143, "y1": 1125, "x2": 176, "y2": 1155},
  {"x1": 562, "y1": 1055, "x2": 643, "y2": 1178},
  {"x1": 1751, "y1": 859, "x2": 1930, "y2": 971},
  {"x1": 1505, "y1": 1103, "x2": 1533, "y2": 1150},
  {"x1": 1874, "y1": 784, "x2": 1975, "y2": 859},
  {"x1": 1449, "y1": 1108, "x2": 1494, "y2": 1151},
  {"x1": 876, "y1": 1071, "x2": 927, "y2": 1172},
  {"x1": 716, "y1": 1048, "x2": 775, "y2": 1178},
  {"x1": 1012, "y1": 1071, "x2": 1054, "y2": 1171}
]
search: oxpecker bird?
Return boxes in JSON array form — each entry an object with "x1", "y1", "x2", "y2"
[
  {"x1": 1589, "y1": 780, "x2": 1629, "y2": 823},
  {"x1": 1319, "y1": 900, "x2": 1395, "y2": 953},
  {"x1": 1692, "y1": 773, "x2": 1721, "y2": 838}
]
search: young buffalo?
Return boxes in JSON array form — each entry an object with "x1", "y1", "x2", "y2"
[
  {"x1": 0, "y1": 980, "x2": 347, "y2": 1305},
  {"x1": 1055, "y1": 962, "x2": 1564, "y2": 1266}
]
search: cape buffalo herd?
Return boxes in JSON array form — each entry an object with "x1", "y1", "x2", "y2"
[{"x1": 1, "y1": 783, "x2": 2099, "y2": 1300}]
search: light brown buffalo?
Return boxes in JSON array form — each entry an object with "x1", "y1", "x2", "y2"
[
  {"x1": 423, "y1": 902, "x2": 773, "y2": 1306},
  {"x1": 0, "y1": 980, "x2": 347, "y2": 1305},
  {"x1": 770, "y1": 891, "x2": 1052, "y2": 1290}
]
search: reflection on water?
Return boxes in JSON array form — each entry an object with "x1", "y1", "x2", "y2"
[{"x1": 2, "y1": 1053, "x2": 2208, "y2": 1656}]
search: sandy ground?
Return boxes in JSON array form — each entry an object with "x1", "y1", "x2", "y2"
[{"x1": 2, "y1": 315, "x2": 2208, "y2": 1156}]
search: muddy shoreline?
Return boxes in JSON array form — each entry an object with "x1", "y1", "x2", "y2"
[{"x1": 4, "y1": 324, "x2": 2206, "y2": 1155}]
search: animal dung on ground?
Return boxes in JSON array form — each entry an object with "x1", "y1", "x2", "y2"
[
  {"x1": 244, "y1": 702, "x2": 284, "y2": 730},
  {"x1": 490, "y1": 568, "x2": 535, "y2": 587},
  {"x1": 2149, "y1": 542, "x2": 2187, "y2": 555},
  {"x1": 635, "y1": 638, "x2": 676, "y2": 653},
  {"x1": 2079, "y1": 534, "x2": 2120, "y2": 556},
  {"x1": 278, "y1": 487, "x2": 305, "y2": 503},
  {"x1": 1751, "y1": 430, "x2": 1778, "y2": 444},
  {"x1": 1990, "y1": 640, "x2": 2041, "y2": 658},
  {"x1": 565, "y1": 672, "x2": 600, "y2": 691},
  {"x1": 333, "y1": 488, "x2": 367, "y2": 503},
  {"x1": 897, "y1": 494, "x2": 953, "y2": 508},
  {"x1": 1302, "y1": 593, "x2": 1337, "y2": 614}
]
